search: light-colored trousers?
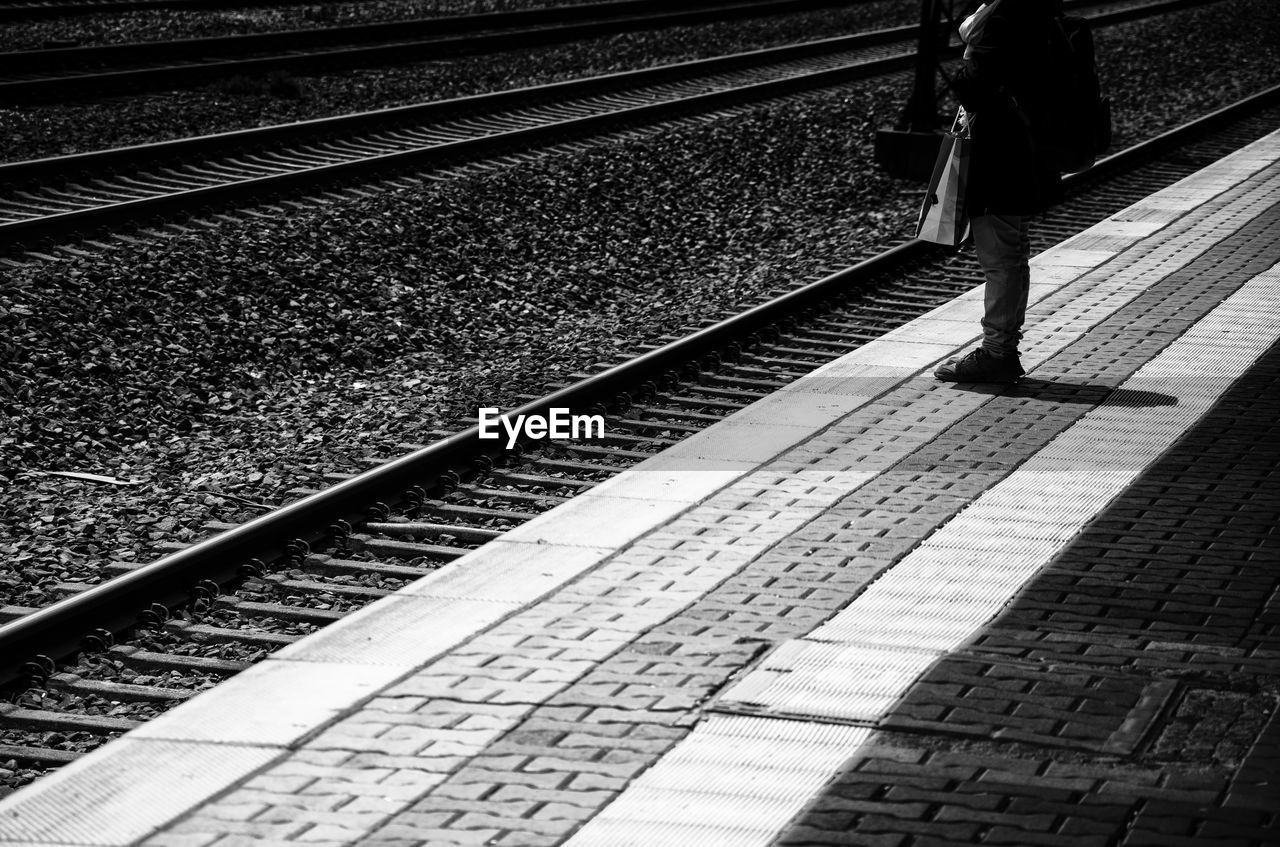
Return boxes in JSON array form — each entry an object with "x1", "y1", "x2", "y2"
[{"x1": 973, "y1": 213, "x2": 1031, "y2": 357}]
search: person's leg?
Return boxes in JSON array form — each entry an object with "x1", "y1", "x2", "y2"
[
  {"x1": 935, "y1": 213, "x2": 1029, "y2": 382},
  {"x1": 973, "y1": 212, "x2": 1031, "y2": 357}
]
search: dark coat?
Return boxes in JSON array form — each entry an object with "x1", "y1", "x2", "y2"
[{"x1": 952, "y1": 0, "x2": 1065, "y2": 216}]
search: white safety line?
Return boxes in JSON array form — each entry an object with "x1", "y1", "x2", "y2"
[{"x1": 564, "y1": 261, "x2": 1280, "y2": 846}]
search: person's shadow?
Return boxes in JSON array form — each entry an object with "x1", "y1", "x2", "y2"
[{"x1": 944, "y1": 376, "x2": 1178, "y2": 407}]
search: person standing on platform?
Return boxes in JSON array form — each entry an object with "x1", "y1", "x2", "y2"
[{"x1": 934, "y1": 0, "x2": 1065, "y2": 383}]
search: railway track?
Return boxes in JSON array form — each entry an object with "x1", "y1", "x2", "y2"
[
  {"x1": 0, "y1": 0, "x2": 1216, "y2": 256},
  {"x1": 0, "y1": 0, "x2": 863, "y2": 101},
  {"x1": 2, "y1": 79, "x2": 1279, "y2": 786},
  {"x1": 0, "y1": 0, "x2": 589, "y2": 21}
]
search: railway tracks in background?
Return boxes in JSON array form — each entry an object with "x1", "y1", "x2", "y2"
[
  {"x1": 0, "y1": 0, "x2": 1225, "y2": 103},
  {"x1": 0, "y1": 0, "x2": 866, "y2": 101},
  {"x1": 2, "y1": 82, "x2": 1279, "y2": 784},
  {"x1": 0, "y1": 0, "x2": 600, "y2": 21},
  {"x1": 0, "y1": 0, "x2": 1220, "y2": 257}
]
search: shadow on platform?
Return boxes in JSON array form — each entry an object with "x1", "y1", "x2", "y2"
[{"x1": 942, "y1": 377, "x2": 1178, "y2": 407}]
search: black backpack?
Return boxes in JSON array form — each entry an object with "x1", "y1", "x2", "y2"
[{"x1": 1030, "y1": 14, "x2": 1113, "y2": 174}]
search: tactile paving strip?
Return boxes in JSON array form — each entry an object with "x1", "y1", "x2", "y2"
[
  {"x1": 719, "y1": 259, "x2": 1280, "y2": 723},
  {"x1": 563, "y1": 715, "x2": 872, "y2": 847},
  {"x1": 5, "y1": 133, "x2": 1274, "y2": 847},
  {"x1": 716, "y1": 641, "x2": 943, "y2": 722},
  {"x1": 594, "y1": 256, "x2": 1280, "y2": 844}
]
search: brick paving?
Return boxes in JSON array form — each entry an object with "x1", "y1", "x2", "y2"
[
  {"x1": 776, "y1": 338, "x2": 1279, "y2": 844},
  {"x1": 1, "y1": 131, "x2": 1278, "y2": 847}
]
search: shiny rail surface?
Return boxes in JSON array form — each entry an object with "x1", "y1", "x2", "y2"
[
  {"x1": 0, "y1": 0, "x2": 859, "y2": 100},
  {"x1": 0, "y1": 0, "x2": 1213, "y2": 254},
  {"x1": 0, "y1": 0, "x2": 515, "y2": 21}
]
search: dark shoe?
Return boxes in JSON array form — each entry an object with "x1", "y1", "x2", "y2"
[{"x1": 934, "y1": 348, "x2": 1024, "y2": 383}]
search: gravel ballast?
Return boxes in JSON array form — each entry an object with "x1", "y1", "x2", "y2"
[
  {"x1": 2, "y1": 77, "x2": 919, "y2": 610},
  {"x1": 0, "y1": 0, "x2": 891, "y2": 50}
]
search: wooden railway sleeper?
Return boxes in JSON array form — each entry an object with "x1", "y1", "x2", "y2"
[
  {"x1": 44, "y1": 672, "x2": 195, "y2": 702},
  {"x1": 294, "y1": 142, "x2": 354, "y2": 164},
  {"x1": 105, "y1": 645, "x2": 251, "y2": 676},
  {"x1": 306, "y1": 554, "x2": 437, "y2": 580},
  {"x1": 855, "y1": 302, "x2": 952, "y2": 320},
  {"x1": 215, "y1": 596, "x2": 347, "y2": 625},
  {"x1": 37, "y1": 184, "x2": 127, "y2": 204},
  {"x1": 263, "y1": 575, "x2": 397, "y2": 602},
  {"x1": 205, "y1": 157, "x2": 280, "y2": 177},
  {"x1": 867, "y1": 290, "x2": 966, "y2": 307},
  {"x1": 544, "y1": 441, "x2": 660, "y2": 460},
  {"x1": 700, "y1": 372, "x2": 792, "y2": 390},
  {"x1": 663, "y1": 384, "x2": 764, "y2": 403},
  {"x1": 417, "y1": 501, "x2": 544, "y2": 522},
  {"x1": 0, "y1": 742, "x2": 78, "y2": 765},
  {"x1": 163, "y1": 619, "x2": 299, "y2": 647},
  {"x1": 793, "y1": 322, "x2": 882, "y2": 341},
  {"x1": 483, "y1": 469, "x2": 596, "y2": 491},
  {"x1": 179, "y1": 161, "x2": 259, "y2": 181},
  {"x1": 443, "y1": 421, "x2": 673, "y2": 450},
  {"x1": 12, "y1": 189, "x2": 79, "y2": 210},
  {"x1": 361, "y1": 520, "x2": 505, "y2": 544},
  {"x1": 320, "y1": 137, "x2": 395, "y2": 156},
  {"x1": 607, "y1": 416, "x2": 705, "y2": 435},
  {"x1": 0, "y1": 703, "x2": 140, "y2": 734},
  {"x1": 775, "y1": 324, "x2": 885, "y2": 344},
  {"x1": 742, "y1": 347, "x2": 838, "y2": 365},
  {"x1": 114, "y1": 171, "x2": 203, "y2": 191},
  {"x1": 720, "y1": 361, "x2": 803, "y2": 379},
  {"x1": 767, "y1": 333, "x2": 856, "y2": 353},
  {"x1": 350, "y1": 535, "x2": 480, "y2": 561},
  {"x1": 84, "y1": 179, "x2": 150, "y2": 201},
  {"x1": 452, "y1": 484, "x2": 572, "y2": 507},
  {"x1": 152, "y1": 165, "x2": 225, "y2": 186},
  {"x1": 627, "y1": 403, "x2": 728, "y2": 423},
  {"x1": 0, "y1": 196, "x2": 63, "y2": 216},
  {"x1": 522, "y1": 455, "x2": 630, "y2": 476}
]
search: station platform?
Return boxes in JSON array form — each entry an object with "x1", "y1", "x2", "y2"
[{"x1": 3, "y1": 129, "x2": 1280, "y2": 847}]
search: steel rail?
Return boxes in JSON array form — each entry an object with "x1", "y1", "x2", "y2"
[
  {"x1": 2, "y1": 0, "x2": 850, "y2": 69},
  {"x1": 0, "y1": 0, "x2": 858, "y2": 101},
  {"x1": 0, "y1": 42, "x2": 914, "y2": 249},
  {"x1": 0, "y1": 0, "x2": 1217, "y2": 250},
  {"x1": 0, "y1": 27, "x2": 907, "y2": 185},
  {"x1": 0, "y1": 0, "x2": 497, "y2": 22},
  {"x1": 1, "y1": 80, "x2": 1277, "y2": 688},
  {"x1": 0, "y1": 0, "x2": 1219, "y2": 102}
]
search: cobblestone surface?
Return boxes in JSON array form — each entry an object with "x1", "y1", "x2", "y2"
[
  {"x1": 10, "y1": 134, "x2": 1279, "y2": 847},
  {"x1": 771, "y1": 193, "x2": 1280, "y2": 845}
]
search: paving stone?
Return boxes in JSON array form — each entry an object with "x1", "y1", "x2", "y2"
[
  {"x1": 776, "y1": 827, "x2": 909, "y2": 847},
  {"x1": 768, "y1": 165, "x2": 1280, "y2": 847},
  {"x1": 144, "y1": 835, "x2": 222, "y2": 847},
  {"x1": 12, "y1": 134, "x2": 1279, "y2": 847},
  {"x1": 366, "y1": 826, "x2": 500, "y2": 845},
  {"x1": 982, "y1": 826, "x2": 1092, "y2": 846},
  {"x1": 484, "y1": 833, "x2": 562, "y2": 847},
  {"x1": 856, "y1": 815, "x2": 981, "y2": 840}
]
